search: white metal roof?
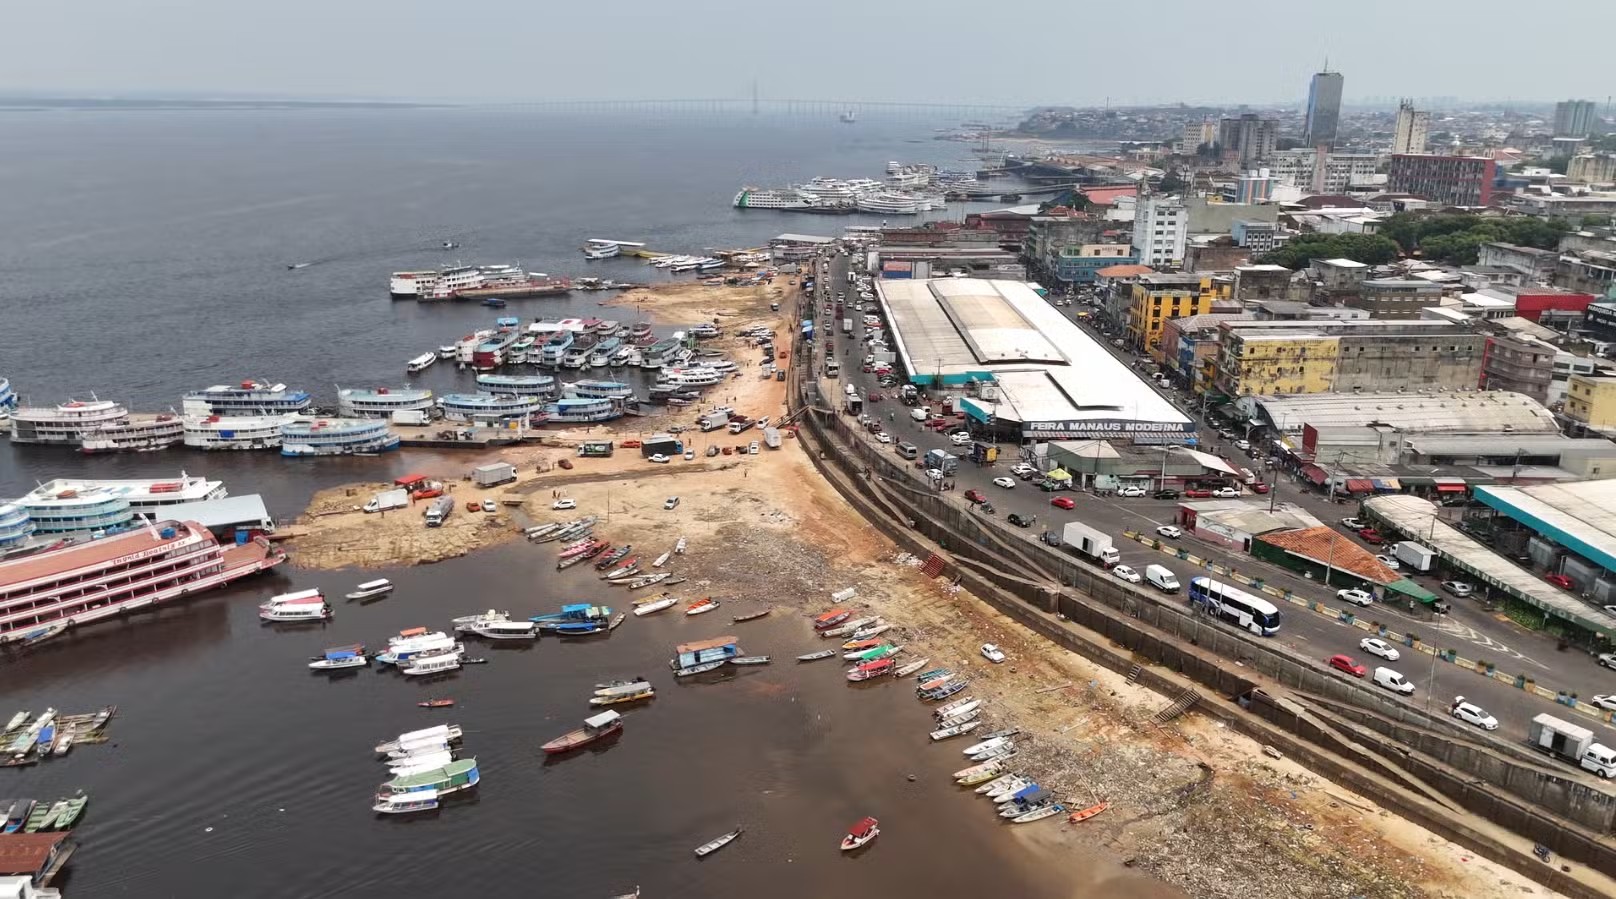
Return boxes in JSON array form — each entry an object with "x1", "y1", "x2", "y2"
[
  {"x1": 160, "y1": 494, "x2": 273, "y2": 528},
  {"x1": 1366, "y1": 494, "x2": 1616, "y2": 635},
  {"x1": 1254, "y1": 391, "x2": 1559, "y2": 434}
]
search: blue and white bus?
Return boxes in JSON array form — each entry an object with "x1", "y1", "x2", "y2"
[{"x1": 1188, "y1": 577, "x2": 1281, "y2": 636}]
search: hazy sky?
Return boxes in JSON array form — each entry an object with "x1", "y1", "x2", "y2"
[{"x1": 7, "y1": 0, "x2": 1612, "y2": 106}]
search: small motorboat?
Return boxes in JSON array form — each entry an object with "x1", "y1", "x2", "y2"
[
  {"x1": 962, "y1": 736, "x2": 1011, "y2": 758},
  {"x1": 309, "y1": 651, "x2": 368, "y2": 671},
  {"x1": 541, "y1": 711, "x2": 623, "y2": 754},
  {"x1": 373, "y1": 788, "x2": 440, "y2": 815},
  {"x1": 590, "y1": 683, "x2": 655, "y2": 706},
  {"x1": 796, "y1": 649, "x2": 837, "y2": 661},
  {"x1": 841, "y1": 636, "x2": 882, "y2": 652},
  {"x1": 935, "y1": 707, "x2": 981, "y2": 729},
  {"x1": 417, "y1": 699, "x2": 456, "y2": 709},
  {"x1": 673, "y1": 660, "x2": 726, "y2": 678},
  {"x1": 930, "y1": 720, "x2": 982, "y2": 741},
  {"x1": 1067, "y1": 801, "x2": 1110, "y2": 824},
  {"x1": 839, "y1": 816, "x2": 879, "y2": 851},
  {"x1": 685, "y1": 597, "x2": 719, "y2": 616},
  {"x1": 812, "y1": 608, "x2": 852, "y2": 630},
  {"x1": 731, "y1": 607, "x2": 771, "y2": 623},
  {"x1": 894, "y1": 657, "x2": 931, "y2": 678},
  {"x1": 652, "y1": 551, "x2": 672, "y2": 568},
  {"x1": 694, "y1": 825, "x2": 743, "y2": 857},
  {"x1": 634, "y1": 596, "x2": 677, "y2": 616},
  {"x1": 969, "y1": 741, "x2": 1016, "y2": 763},
  {"x1": 1013, "y1": 803, "x2": 1065, "y2": 824},
  {"x1": 849, "y1": 622, "x2": 890, "y2": 640},
  {"x1": 727, "y1": 655, "x2": 770, "y2": 666},
  {"x1": 2, "y1": 799, "x2": 34, "y2": 834},
  {"x1": 933, "y1": 697, "x2": 978, "y2": 719},
  {"x1": 345, "y1": 579, "x2": 394, "y2": 601},
  {"x1": 846, "y1": 658, "x2": 895, "y2": 682}
]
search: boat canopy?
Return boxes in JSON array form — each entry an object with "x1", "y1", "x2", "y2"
[
  {"x1": 397, "y1": 627, "x2": 428, "y2": 638},
  {"x1": 677, "y1": 635, "x2": 739, "y2": 653},
  {"x1": 848, "y1": 816, "x2": 878, "y2": 837},
  {"x1": 584, "y1": 710, "x2": 622, "y2": 729},
  {"x1": 356, "y1": 579, "x2": 392, "y2": 590},
  {"x1": 267, "y1": 588, "x2": 322, "y2": 603},
  {"x1": 815, "y1": 607, "x2": 850, "y2": 622},
  {"x1": 324, "y1": 650, "x2": 359, "y2": 660}
]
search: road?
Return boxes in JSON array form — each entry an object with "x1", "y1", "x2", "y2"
[{"x1": 801, "y1": 250, "x2": 1616, "y2": 753}]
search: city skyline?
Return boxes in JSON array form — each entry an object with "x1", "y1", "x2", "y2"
[{"x1": 3, "y1": 1, "x2": 1614, "y2": 106}]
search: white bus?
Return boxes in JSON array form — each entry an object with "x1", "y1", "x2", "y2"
[{"x1": 1188, "y1": 576, "x2": 1280, "y2": 636}]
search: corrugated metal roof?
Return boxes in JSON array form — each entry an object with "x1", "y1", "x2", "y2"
[
  {"x1": 1255, "y1": 391, "x2": 1559, "y2": 434},
  {"x1": 1367, "y1": 494, "x2": 1616, "y2": 635},
  {"x1": 161, "y1": 494, "x2": 273, "y2": 528}
]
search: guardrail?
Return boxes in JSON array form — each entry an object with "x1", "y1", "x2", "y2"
[{"x1": 1119, "y1": 530, "x2": 1615, "y2": 725}]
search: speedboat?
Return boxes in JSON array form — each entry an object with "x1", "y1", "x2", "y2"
[{"x1": 840, "y1": 816, "x2": 879, "y2": 851}]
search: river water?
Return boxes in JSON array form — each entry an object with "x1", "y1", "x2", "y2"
[{"x1": 0, "y1": 110, "x2": 1152, "y2": 897}]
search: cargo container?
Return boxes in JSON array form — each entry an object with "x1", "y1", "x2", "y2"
[
  {"x1": 1528, "y1": 713, "x2": 1616, "y2": 777},
  {"x1": 1392, "y1": 541, "x2": 1436, "y2": 573},
  {"x1": 472, "y1": 462, "x2": 517, "y2": 488},
  {"x1": 579, "y1": 440, "x2": 614, "y2": 458},
  {"x1": 764, "y1": 427, "x2": 782, "y2": 449},
  {"x1": 364, "y1": 488, "x2": 409, "y2": 514},
  {"x1": 1059, "y1": 521, "x2": 1120, "y2": 568}
]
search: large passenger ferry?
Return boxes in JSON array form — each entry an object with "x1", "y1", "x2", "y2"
[
  {"x1": 0, "y1": 503, "x2": 36, "y2": 553},
  {"x1": 562, "y1": 380, "x2": 635, "y2": 400},
  {"x1": 0, "y1": 520, "x2": 284, "y2": 644},
  {"x1": 732, "y1": 188, "x2": 818, "y2": 210},
  {"x1": 79, "y1": 413, "x2": 184, "y2": 454},
  {"x1": 473, "y1": 330, "x2": 525, "y2": 371},
  {"x1": 182, "y1": 381, "x2": 312, "y2": 417},
  {"x1": 0, "y1": 377, "x2": 15, "y2": 411},
  {"x1": 438, "y1": 393, "x2": 545, "y2": 423},
  {"x1": 280, "y1": 419, "x2": 401, "y2": 457},
  {"x1": 337, "y1": 387, "x2": 435, "y2": 419},
  {"x1": 474, "y1": 374, "x2": 556, "y2": 397},
  {"x1": 9, "y1": 399, "x2": 130, "y2": 445},
  {"x1": 183, "y1": 414, "x2": 297, "y2": 451},
  {"x1": 541, "y1": 397, "x2": 623, "y2": 424},
  {"x1": 17, "y1": 475, "x2": 227, "y2": 535}
]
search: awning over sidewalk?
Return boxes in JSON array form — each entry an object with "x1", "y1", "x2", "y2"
[
  {"x1": 1302, "y1": 463, "x2": 1328, "y2": 486},
  {"x1": 1181, "y1": 449, "x2": 1239, "y2": 475},
  {"x1": 1436, "y1": 484, "x2": 1467, "y2": 493},
  {"x1": 1371, "y1": 478, "x2": 1401, "y2": 491},
  {"x1": 1345, "y1": 479, "x2": 1374, "y2": 494}
]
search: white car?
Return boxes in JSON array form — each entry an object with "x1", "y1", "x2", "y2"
[
  {"x1": 648, "y1": 453, "x2": 671, "y2": 464},
  {"x1": 1358, "y1": 637, "x2": 1400, "y2": 661},
  {"x1": 1374, "y1": 554, "x2": 1401, "y2": 570},
  {"x1": 663, "y1": 496, "x2": 680, "y2": 510},
  {"x1": 1211, "y1": 487, "x2": 1239, "y2": 498},
  {"x1": 480, "y1": 499, "x2": 496, "y2": 513},
  {"x1": 992, "y1": 477, "x2": 1015, "y2": 489},
  {"x1": 1156, "y1": 525, "x2": 1182, "y2": 539},
  {"x1": 1590, "y1": 694, "x2": 1616, "y2": 711},
  {"x1": 1372, "y1": 666, "x2": 1415, "y2": 696},
  {"x1": 980, "y1": 643, "x2": 1006, "y2": 663},
  {"x1": 925, "y1": 468, "x2": 945, "y2": 482},
  {"x1": 684, "y1": 449, "x2": 696, "y2": 460},
  {"x1": 949, "y1": 432, "x2": 972, "y2": 447},
  {"x1": 1600, "y1": 653, "x2": 1616, "y2": 671},
  {"x1": 552, "y1": 498, "x2": 577, "y2": 511},
  {"x1": 1010, "y1": 463, "x2": 1038, "y2": 478},
  {"x1": 875, "y1": 432, "x2": 892, "y2": 444},
  {"x1": 1117, "y1": 485, "x2": 1147, "y2": 497},
  {"x1": 1336, "y1": 588, "x2": 1374, "y2": 607},
  {"x1": 1450, "y1": 699, "x2": 1498, "y2": 731},
  {"x1": 1111, "y1": 564, "x2": 1142, "y2": 584}
]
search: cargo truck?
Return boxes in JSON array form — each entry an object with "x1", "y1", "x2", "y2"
[
  {"x1": 1392, "y1": 541, "x2": 1436, "y2": 573},
  {"x1": 764, "y1": 427, "x2": 782, "y2": 449},
  {"x1": 472, "y1": 461, "x2": 517, "y2": 488},
  {"x1": 1059, "y1": 521, "x2": 1121, "y2": 568},
  {"x1": 841, "y1": 318, "x2": 853, "y2": 337},
  {"x1": 726, "y1": 415, "x2": 755, "y2": 434},
  {"x1": 424, "y1": 496, "x2": 455, "y2": 528},
  {"x1": 363, "y1": 488, "x2": 409, "y2": 514},
  {"x1": 699, "y1": 411, "x2": 730, "y2": 432},
  {"x1": 391, "y1": 409, "x2": 431, "y2": 427},
  {"x1": 923, "y1": 449, "x2": 959, "y2": 475},
  {"x1": 1528, "y1": 713, "x2": 1616, "y2": 777}
]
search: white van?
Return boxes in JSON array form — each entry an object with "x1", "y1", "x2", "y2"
[
  {"x1": 910, "y1": 406, "x2": 930, "y2": 422},
  {"x1": 1372, "y1": 667, "x2": 1415, "y2": 695},
  {"x1": 1144, "y1": 565, "x2": 1180, "y2": 593},
  {"x1": 1581, "y1": 743, "x2": 1616, "y2": 778}
]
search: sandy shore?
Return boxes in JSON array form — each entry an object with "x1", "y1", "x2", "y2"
[{"x1": 282, "y1": 275, "x2": 1557, "y2": 898}]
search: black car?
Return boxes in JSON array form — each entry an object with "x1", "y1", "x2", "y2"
[
  {"x1": 1007, "y1": 512, "x2": 1035, "y2": 528},
  {"x1": 1152, "y1": 489, "x2": 1180, "y2": 500}
]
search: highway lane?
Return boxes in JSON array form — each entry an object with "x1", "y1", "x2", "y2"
[{"x1": 805, "y1": 250, "x2": 1616, "y2": 753}]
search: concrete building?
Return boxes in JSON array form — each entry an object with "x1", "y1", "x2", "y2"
[
  {"x1": 1308, "y1": 257, "x2": 1370, "y2": 304},
  {"x1": 1231, "y1": 220, "x2": 1282, "y2": 253},
  {"x1": 1565, "y1": 371, "x2": 1616, "y2": 429},
  {"x1": 1175, "y1": 118, "x2": 1218, "y2": 156},
  {"x1": 1228, "y1": 169, "x2": 1278, "y2": 204},
  {"x1": 1479, "y1": 334, "x2": 1556, "y2": 403},
  {"x1": 1390, "y1": 100, "x2": 1429, "y2": 155},
  {"x1": 1387, "y1": 155, "x2": 1496, "y2": 207},
  {"x1": 1248, "y1": 390, "x2": 1561, "y2": 438},
  {"x1": 1131, "y1": 195, "x2": 1187, "y2": 268},
  {"x1": 1469, "y1": 480, "x2": 1616, "y2": 618},
  {"x1": 1128, "y1": 273, "x2": 1230, "y2": 359},
  {"x1": 872, "y1": 278, "x2": 1193, "y2": 443},
  {"x1": 1213, "y1": 320, "x2": 1486, "y2": 397},
  {"x1": 1265, "y1": 150, "x2": 1378, "y2": 194},
  {"x1": 1303, "y1": 70, "x2": 1344, "y2": 149},
  {"x1": 1476, "y1": 242, "x2": 1558, "y2": 283},
  {"x1": 1554, "y1": 99, "x2": 1598, "y2": 138},
  {"x1": 1254, "y1": 301, "x2": 1368, "y2": 321},
  {"x1": 1233, "y1": 263, "x2": 1298, "y2": 301},
  {"x1": 1568, "y1": 154, "x2": 1616, "y2": 184},
  {"x1": 1160, "y1": 313, "x2": 1250, "y2": 389},
  {"x1": 1350, "y1": 278, "x2": 1444, "y2": 319},
  {"x1": 1218, "y1": 114, "x2": 1278, "y2": 166}
]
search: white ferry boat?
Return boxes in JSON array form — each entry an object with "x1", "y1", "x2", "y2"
[
  {"x1": 182, "y1": 381, "x2": 311, "y2": 417},
  {"x1": 856, "y1": 191, "x2": 931, "y2": 215},
  {"x1": 19, "y1": 474, "x2": 226, "y2": 535},
  {"x1": 0, "y1": 377, "x2": 15, "y2": 411},
  {"x1": 337, "y1": 387, "x2": 435, "y2": 419},
  {"x1": 732, "y1": 188, "x2": 818, "y2": 210},
  {"x1": 0, "y1": 520, "x2": 283, "y2": 643},
  {"x1": 641, "y1": 337, "x2": 684, "y2": 369},
  {"x1": 657, "y1": 367, "x2": 725, "y2": 387},
  {"x1": 473, "y1": 330, "x2": 525, "y2": 371},
  {"x1": 183, "y1": 413, "x2": 296, "y2": 451},
  {"x1": 563, "y1": 380, "x2": 635, "y2": 400},
  {"x1": 406, "y1": 353, "x2": 436, "y2": 374},
  {"x1": 561, "y1": 348, "x2": 590, "y2": 370},
  {"x1": 474, "y1": 374, "x2": 555, "y2": 397},
  {"x1": 436, "y1": 345, "x2": 457, "y2": 359},
  {"x1": 390, "y1": 270, "x2": 437, "y2": 298},
  {"x1": 539, "y1": 331, "x2": 574, "y2": 367},
  {"x1": 797, "y1": 177, "x2": 860, "y2": 203},
  {"x1": 417, "y1": 263, "x2": 530, "y2": 301},
  {"x1": 9, "y1": 399, "x2": 130, "y2": 445},
  {"x1": 0, "y1": 503, "x2": 36, "y2": 552},
  {"x1": 439, "y1": 393, "x2": 545, "y2": 423},
  {"x1": 582, "y1": 240, "x2": 621, "y2": 259},
  {"x1": 79, "y1": 413, "x2": 184, "y2": 454},
  {"x1": 280, "y1": 419, "x2": 401, "y2": 457},
  {"x1": 541, "y1": 397, "x2": 623, "y2": 424}
]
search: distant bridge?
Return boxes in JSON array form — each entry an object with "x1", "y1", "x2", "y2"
[{"x1": 499, "y1": 98, "x2": 1030, "y2": 119}]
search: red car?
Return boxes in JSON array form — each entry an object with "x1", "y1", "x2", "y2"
[
  {"x1": 1183, "y1": 488, "x2": 1212, "y2": 499},
  {"x1": 1051, "y1": 496, "x2": 1075, "y2": 510},
  {"x1": 1357, "y1": 527, "x2": 1384, "y2": 545},
  {"x1": 1327, "y1": 654, "x2": 1367, "y2": 678},
  {"x1": 1251, "y1": 483, "x2": 1270, "y2": 494},
  {"x1": 963, "y1": 489, "x2": 987, "y2": 504},
  {"x1": 1545, "y1": 573, "x2": 1575, "y2": 590}
]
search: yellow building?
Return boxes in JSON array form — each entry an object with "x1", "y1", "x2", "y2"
[
  {"x1": 1214, "y1": 329, "x2": 1340, "y2": 396},
  {"x1": 1564, "y1": 372, "x2": 1616, "y2": 428},
  {"x1": 1127, "y1": 273, "x2": 1231, "y2": 360}
]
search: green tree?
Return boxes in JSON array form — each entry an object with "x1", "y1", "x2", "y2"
[
  {"x1": 1158, "y1": 169, "x2": 1186, "y2": 194},
  {"x1": 1258, "y1": 233, "x2": 1400, "y2": 269}
]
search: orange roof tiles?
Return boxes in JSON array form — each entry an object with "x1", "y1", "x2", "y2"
[{"x1": 1255, "y1": 526, "x2": 1401, "y2": 585}]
